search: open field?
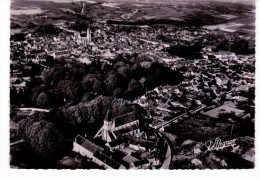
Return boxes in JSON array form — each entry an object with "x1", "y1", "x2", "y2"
[
  {"x1": 202, "y1": 105, "x2": 244, "y2": 119},
  {"x1": 11, "y1": 0, "x2": 255, "y2": 31},
  {"x1": 11, "y1": 8, "x2": 44, "y2": 15}
]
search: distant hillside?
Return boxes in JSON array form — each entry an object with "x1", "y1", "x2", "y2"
[{"x1": 86, "y1": 0, "x2": 255, "y2": 5}]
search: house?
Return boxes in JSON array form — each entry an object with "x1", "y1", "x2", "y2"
[
  {"x1": 72, "y1": 135, "x2": 103, "y2": 158},
  {"x1": 92, "y1": 151, "x2": 126, "y2": 169},
  {"x1": 72, "y1": 135, "x2": 127, "y2": 169},
  {"x1": 105, "y1": 137, "x2": 125, "y2": 150},
  {"x1": 134, "y1": 96, "x2": 148, "y2": 108},
  {"x1": 125, "y1": 135, "x2": 157, "y2": 152},
  {"x1": 131, "y1": 159, "x2": 150, "y2": 169}
]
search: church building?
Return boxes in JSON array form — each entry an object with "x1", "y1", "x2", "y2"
[
  {"x1": 94, "y1": 109, "x2": 140, "y2": 142},
  {"x1": 78, "y1": 28, "x2": 91, "y2": 46}
]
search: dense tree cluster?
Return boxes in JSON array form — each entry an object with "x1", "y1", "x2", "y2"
[
  {"x1": 38, "y1": 54, "x2": 183, "y2": 106},
  {"x1": 166, "y1": 40, "x2": 203, "y2": 59},
  {"x1": 17, "y1": 96, "x2": 146, "y2": 158},
  {"x1": 184, "y1": 13, "x2": 227, "y2": 26},
  {"x1": 204, "y1": 32, "x2": 255, "y2": 55},
  {"x1": 51, "y1": 96, "x2": 146, "y2": 138},
  {"x1": 35, "y1": 24, "x2": 61, "y2": 35},
  {"x1": 10, "y1": 33, "x2": 27, "y2": 41},
  {"x1": 18, "y1": 113, "x2": 66, "y2": 160},
  {"x1": 68, "y1": 21, "x2": 89, "y2": 32}
]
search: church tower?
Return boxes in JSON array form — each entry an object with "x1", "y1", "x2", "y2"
[
  {"x1": 94, "y1": 108, "x2": 115, "y2": 142},
  {"x1": 102, "y1": 109, "x2": 113, "y2": 142},
  {"x1": 87, "y1": 27, "x2": 91, "y2": 43}
]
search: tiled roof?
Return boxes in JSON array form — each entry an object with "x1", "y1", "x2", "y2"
[
  {"x1": 93, "y1": 151, "x2": 122, "y2": 169},
  {"x1": 124, "y1": 136, "x2": 156, "y2": 149},
  {"x1": 111, "y1": 154, "x2": 129, "y2": 169},
  {"x1": 133, "y1": 159, "x2": 149, "y2": 167},
  {"x1": 75, "y1": 135, "x2": 102, "y2": 153},
  {"x1": 130, "y1": 152, "x2": 141, "y2": 160},
  {"x1": 113, "y1": 124, "x2": 139, "y2": 136},
  {"x1": 113, "y1": 112, "x2": 137, "y2": 127},
  {"x1": 107, "y1": 137, "x2": 124, "y2": 148}
]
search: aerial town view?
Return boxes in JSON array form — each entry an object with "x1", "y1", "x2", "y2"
[{"x1": 9, "y1": 0, "x2": 255, "y2": 169}]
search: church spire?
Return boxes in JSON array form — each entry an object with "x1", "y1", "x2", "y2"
[{"x1": 104, "y1": 107, "x2": 112, "y2": 122}]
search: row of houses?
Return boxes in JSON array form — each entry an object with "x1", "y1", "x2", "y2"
[{"x1": 72, "y1": 135, "x2": 154, "y2": 169}]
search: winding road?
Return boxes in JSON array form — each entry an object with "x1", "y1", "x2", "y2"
[
  {"x1": 155, "y1": 131, "x2": 172, "y2": 169},
  {"x1": 121, "y1": 9, "x2": 139, "y2": 19}
]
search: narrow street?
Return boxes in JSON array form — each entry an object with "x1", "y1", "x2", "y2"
[{"x1": 155, "y1": 131, "x2": 172, "y2": 169}]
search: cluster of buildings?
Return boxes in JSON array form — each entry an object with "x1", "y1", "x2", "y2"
[
  {"x1": 72, "y1": 109, "x2": 163, "y2": 169},
  {"x1": 9, "y1": 19, "x2": 206, "y2": 94},
  {"x1": 134, "y1": 47, "x2": 254, "y2": 129}
]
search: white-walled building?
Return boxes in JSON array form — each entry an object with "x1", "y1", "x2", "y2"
[
  {"x1": 72, "y1": 135, "x2": 127, "y2": 169},
  {"x1": 94, "y1": 109, "x2": 140, "y2": 142}
]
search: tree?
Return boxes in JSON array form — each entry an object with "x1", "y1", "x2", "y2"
[
  {"x1": 216, "y1": 39, "x2": 230, "y2": 52},
  {"x1": 37, "y1": 92, "x2": 50, "y2": 108},
  {"x1": 126, "y1": 79, "x2": 143, "y2": 99},
  {"x1": 82, "y1": 74, "x2": 98, "y2": 92},
  {"x1": 81, "y1": 92, "x2": 96, "y2": 102},
  {"x1": 60, "y1": 96, "x2": 135, "y2": 137},
  {"x1": 32, "y1": 86, "x2": 44, "y2": 105},
  {"x1": 41, "y1": 68, "x2": 53, "y2": 86},
  {"x1": 117, "y1": 66, "x2": 131, "y2": 79},
  {"x1": 41, "y1": 64, "x2": 67, "y2": 87},
  {"x1": 92, "y1": 80, "x2": 105, "y2": 94},
  {"x1": 10, "y1": 87, "x2": 18, "y2": 105},
  {"x1": 113, "y1": 88, "x2": 124, "y2": 98},
  {"x1": 131, "y1": 63, "x2": 144, "y2": 80},
  {"x1": 18, "y1": 118, "x2": 65, "y2": 160},
  {"x1": 58, "y1": 80, "x2": 83, "y2": 103},
  {"x1": 69, "y1": 62, "x2": 89, "y2": 81},
  {"x1": 104, "y1": 74, "x2": 118, "y2": 95},
  {"x1": 45, "y1": 55, "x2": 55, "y2": 67},
  {"x1": 36, "y1": 24, "x2": 60, "y2": 35},
  {"x1": 231, "y1": 37, "x2": 254, "y2": 55},
  {"x1": 166, "y1": 40, "x2": 203, "y2": 59},
  {"x1": 69, "y1": 20, "x2": 89, "y2": 32}
]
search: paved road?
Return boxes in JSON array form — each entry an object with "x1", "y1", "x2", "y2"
[
  {"x1": 156, "y1": 105, "x2": 207, "y2": 129},
  {"x1": 155, "y1": 132, "x2": 172, "y2": 169},
  {"x1": 19, "y1": 108, "x2": 50, "y2": 112},
  {"x1": 161, "y1": 143, "x2": 171, "y2": 169},
  {"x1": 10, "y1": 139, "x2": 24, "y2": 147}
]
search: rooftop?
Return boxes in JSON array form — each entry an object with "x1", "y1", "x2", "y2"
[
  {"x1": 124, "y1": 135, "x2": 157, "y2": 149},
  {"x1": 107, "y1": 137, "x2": 124, "y2": 148},
  {"x1": 113, "y1": 111, "x2": 137, "y2": 127},
  {"x1": 93, "y1": 151, "x2": 123, "y2": 169},
  {"x1": 202, "y1": 105, "x2": 244, "y2": 119},
  {"x1": 133, "y1": 159, "x2": 149, "y2": 167},
  {"x1": 113, "y1": 123, "x2": 139, "y2": 136},
  {"x1": 75, "y1": 135, "x2": 103, "y2": 153}
]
